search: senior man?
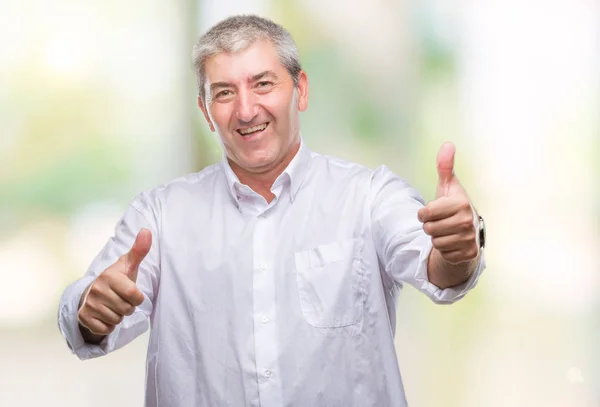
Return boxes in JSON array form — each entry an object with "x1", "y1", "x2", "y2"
[{"x1": 58, "y1": 15, "x2": 486, "y2": 407}]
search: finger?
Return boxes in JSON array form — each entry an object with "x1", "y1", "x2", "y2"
[
  {"x1": 418, "y1": 196, "x2": 469, "y2": 223},
  {"x1": 436, "y1": 142, "x2": 455, "y2": 187},
  {"x1": 83, "y1": 273, "x2": 138, "y2": 311},
  {"x1": 423, "y1": 211, "x2": 475, "y2": 237},
  {"x1": 93, "y1": 304, "x2": 124, "y2": 326},
  {"x1": 82, "y1": 317, "x2": 115, "y2": 336},
  {"x1": 125, "y1": 228, "x2": 152, "y2": 282},
  {"x1": 79, "y1": 294, "x2": 122, "y2": 325},
  {"x1": 99, "y1": 285, "x2": 137, "y2": 316},
  {"x1": 108, "y1": 275, "x2": 145, "y2": 307},
  {"x1": 431, "y1": 234, "x2": 470, "y2": 252}
]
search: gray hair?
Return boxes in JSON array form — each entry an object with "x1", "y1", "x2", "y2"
[{"x1": 192, "y1": 15, "x2": 302, "y2": 104}]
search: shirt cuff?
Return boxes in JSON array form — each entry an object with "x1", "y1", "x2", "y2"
[
  {"x1": 57, "y1": 276, "x2": 125, "y2": 360},
  {"x1": 413, "y1": 237, "x2": 486, "y2": 304}
]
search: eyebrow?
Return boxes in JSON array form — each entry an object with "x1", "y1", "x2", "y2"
[
  {"x1": 209, "y1": 71, "x2": 279, "y2": 94},
  {"x1": 209, "y1": 82, "x2": 232, "y2": 93},
  {"x1": 251, "y1": 70, "x2": 278, "y2": 82}
]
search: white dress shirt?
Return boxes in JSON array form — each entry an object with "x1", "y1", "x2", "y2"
[{"x1": 58, "y1": 140, "x2": 485, "y2": 407}]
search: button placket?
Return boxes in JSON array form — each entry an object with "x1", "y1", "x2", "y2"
[{"x1": 252, "y1": 214, "x2": 281, "y2": 406}]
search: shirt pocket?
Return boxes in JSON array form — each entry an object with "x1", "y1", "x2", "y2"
[{"x1": 294, "y1": 237, "x2": 366, "y2": 328}]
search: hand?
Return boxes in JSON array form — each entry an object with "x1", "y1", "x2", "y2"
[
  {"x1": 417, "y1": 143, "x2": 479, "y2": 265},
  {"x1": 77, "y1": 229, "x2": 152, "y2": 336}
]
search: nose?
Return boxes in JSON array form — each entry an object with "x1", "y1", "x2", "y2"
[{"x1": 235, "y1": 88, "x2": 259, "y2": 123}]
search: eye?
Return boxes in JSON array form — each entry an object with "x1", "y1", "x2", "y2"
[
  {"x1": 256, "y1": 81, "x2": 273, "y2": 88},
  {"x1": 215, "y1": 90, "x2": 232, "y2": 99}
]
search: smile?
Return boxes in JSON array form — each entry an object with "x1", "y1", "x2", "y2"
[{"x1": 237, "y1": 122, "x2": 269, "y2": 136}]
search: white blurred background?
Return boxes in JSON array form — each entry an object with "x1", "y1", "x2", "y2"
[{"x1": 0, "y1": 0, "x2": 598, "y2": 405}]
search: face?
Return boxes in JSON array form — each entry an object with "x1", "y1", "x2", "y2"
[{"x1": 198, "y1": 40, "x2": 309, "y2": 176}]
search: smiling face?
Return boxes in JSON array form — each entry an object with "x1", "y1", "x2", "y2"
[{"x1": 198, "y1": 40, "x2": 308, "y2": 178}]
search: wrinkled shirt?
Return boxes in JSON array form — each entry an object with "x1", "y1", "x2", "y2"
[{"x1": 58, "y1": 140, "x2": 485, "y2": 407}]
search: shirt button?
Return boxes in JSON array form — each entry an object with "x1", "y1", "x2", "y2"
[
  {"x1": 260, "y1": 263, "x2": 267, "y2": 270},
  {"x1": 261, "y1": 316, "x2": 269, "y2": 323},
  {"x1": 264, "y1": 369, "x2": 272, "y2": 377}
]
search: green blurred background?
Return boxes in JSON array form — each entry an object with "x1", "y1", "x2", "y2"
[{"x1": 1, "y1": 0, "x2": 598, "y2": 405}]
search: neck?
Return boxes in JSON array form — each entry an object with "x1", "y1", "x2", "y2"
[{"x1": 229, "y1": 140, "x2": 301, "y2": 203}]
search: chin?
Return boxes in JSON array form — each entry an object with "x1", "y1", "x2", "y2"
[
  {"x1": 242, "y1": 149, "x2": 278, "y2": 166},
  {"x1": 244, "y1": 157, "x2": 277, "y2": 171}
]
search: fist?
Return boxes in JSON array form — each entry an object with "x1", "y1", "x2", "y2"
[
  {"x1": 77, "y1": 229, "x2": 152, "y2": 336},
  {"x1": 417, "y1": 143, "x2": 479, "y2": 264}
]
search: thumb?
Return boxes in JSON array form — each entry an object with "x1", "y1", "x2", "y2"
[
  {"x1": 436, "y1": 142, "x2": 456, "y2": 197},
  {"x1": 124, "y1": 228, "x2": 152, "y2": 282}
]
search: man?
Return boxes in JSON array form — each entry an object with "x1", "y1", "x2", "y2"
[{"x1": 58, "y1": 15, "x2": 486, "y2": 407}]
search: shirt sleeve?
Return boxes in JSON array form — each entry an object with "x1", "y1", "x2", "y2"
[
  {"x1": 57, "y1": 193, "x2": 161, "y2": 359},
  {"x1": 369, "y1": 165, "x2": 485, "y2": 304}
]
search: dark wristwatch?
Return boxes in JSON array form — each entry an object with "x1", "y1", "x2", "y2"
[{"x1": 478, "y1": 215, "x2": 486, "y2": 249}]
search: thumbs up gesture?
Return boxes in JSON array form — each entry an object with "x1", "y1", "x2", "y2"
[
  {"x1": 77, "y1": 229, "x2": 152, "y2": 336},
  {"x1": 417, "y1": 143, "x2": 479, "y2": 265}
]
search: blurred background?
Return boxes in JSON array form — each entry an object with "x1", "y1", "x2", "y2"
[{"x1": 1, "y1": 0, "x2": 598, "y2": 405}]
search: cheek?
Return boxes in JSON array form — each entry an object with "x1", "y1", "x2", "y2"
[
  {"x1": 264, "y1": 95, "x2": 292, "y2": 123},
  {"x1": 209, "y1": 104, "x2": 233, "y2": 131}
]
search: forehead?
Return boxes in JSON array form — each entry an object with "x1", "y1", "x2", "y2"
[{"x1": 204, "y1": 40, "x2": 287, "y2": 84}]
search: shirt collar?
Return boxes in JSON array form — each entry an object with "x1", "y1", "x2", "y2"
[
  {"x1": 282, "y1": 137, "x2": 312, "y2": 203},
  {"x1": 220, "y1": 136, "x2": 312, "y2": 205}
]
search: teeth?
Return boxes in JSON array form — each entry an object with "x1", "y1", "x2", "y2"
[{"x1": 239, "y1": 123, "x2": 268, "y2": 135}]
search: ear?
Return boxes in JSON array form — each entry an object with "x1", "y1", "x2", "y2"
[
  {"x1": 296, "y1": 70, "x2": 309, "y2": 112},
  {"x1": 197, "y1": 95, "x2": 215, "y2": 132}
]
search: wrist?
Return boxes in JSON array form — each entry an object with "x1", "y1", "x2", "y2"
[{"x1": 428, "y1": 247, "x2": 475, "y2": 289}]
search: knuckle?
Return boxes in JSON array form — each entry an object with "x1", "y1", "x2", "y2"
[
  {"x1": 96, "y1": 270, "x2": 114, "y2": 285},
  {"x1": 85, "y1": 298, "x2": 100, "y2": 312},
  {"x1": 128, "y1": 290, "x2": 144, "y2": 306},
  {"x1": 461, "y1": 213, "x2": 474, "y2": 228},
  {"x1": 102, "y1": 318, "x2": 114, "y2": 328},
  {"x1": 78, "y1": 313, "x2": 91, "y2": 326},
  {"x1": 132, "y1": 294, "x2": 144, "y2": 307},
  {"x1": 425, "y1": 207, "x2": 435, "y2": 219},
  {"x1": 460, "y1": 223, "x2": 472, "y2": 233},
  {"x1": 106, "y1": 312, "x2": 122, "y2": 325},
  {"x1": 459, "y1": 198, "x2": 471, "y2": 211},
  {"x1": 124, "y1": 305, "x2": 136, "y2": 316},
  {"x1": 423, "y1": 222, "x2": 433, "y2": 235},
  {"x1": 123, "y1": 285, "x2": 138, "y2": 299},
  {"x1": 89, "y1": 323, "x2": 106, "y2": 336},
  {"x1": 121, "y1": 286, "x2": 143, "y2": 306},
  {"x1": 469, "y1": 247, "x2": 479, "y2": 259},
  {"x1": 104, "y1": 261, "x2": 124, "y2": 277},
  {"x1": 104, "y1": 269, "x2": 122, "y2": 284},
  {"x1": 432, "y1": 236, "x2": 447, "y2": 249},
  {"x1": 87, "y1": 283, "x2": 102, "y2": 299},
  {"x1": 87, "y1": 326, "x2": 100, "y2": 335}
]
